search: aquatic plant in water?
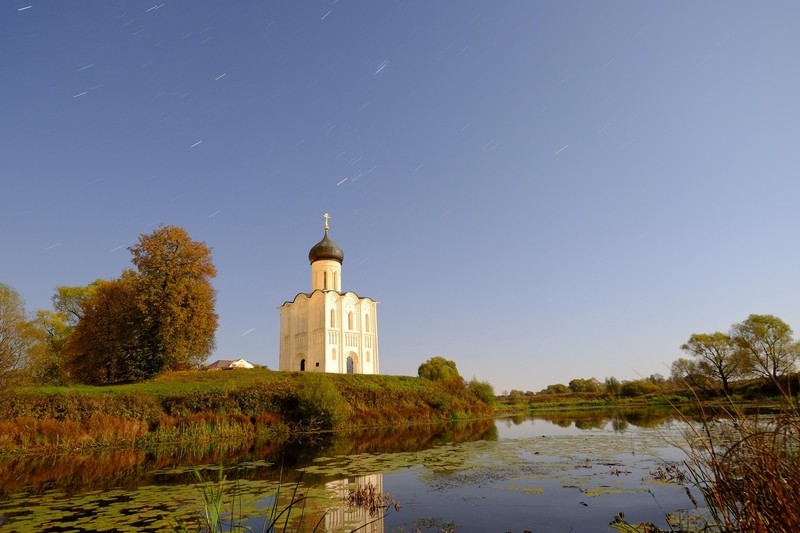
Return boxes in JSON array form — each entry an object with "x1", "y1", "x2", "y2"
[{"x1": 175, "y1": 466, "x2": 399, "y2": 533}]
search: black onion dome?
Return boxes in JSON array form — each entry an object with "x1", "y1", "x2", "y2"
[{"x1": 308, "y1": 231, "x2": 344, "y2": 264}]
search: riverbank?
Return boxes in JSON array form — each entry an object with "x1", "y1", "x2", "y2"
[{"x1": 0, "y1": 369, "x2": 492, "y2": 455}]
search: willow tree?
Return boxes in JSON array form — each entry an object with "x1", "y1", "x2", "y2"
[
  {"x1": 129, "y1": 224, "x2": 217, "y2": 372},
  {"x1": 680, "y1": 332, "x2": 747, "y2": 393},
  {"x1": 731, "y1": 314, "x2": 796, "y2": 381}
]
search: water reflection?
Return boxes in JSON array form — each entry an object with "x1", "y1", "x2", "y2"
[
  {"x1": 325, "y1": 474, "x2": 385, "y2": 533},
  {"x1": 0, "y1": 413, "x2": 702, "y2": 532},
  {"x1": 0, "y1": 418, "x2": 496, "y2": 498},
  {"x1": 498, "y1": 407, "x2": 690, "y2": 438}
]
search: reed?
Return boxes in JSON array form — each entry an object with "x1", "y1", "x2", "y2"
[
  {"x1": 680, "y1": 398, "x2": 800, "y2": 532},
  {"x1": 176, "y1": 467, "x2": 398, "y2": 533},
  {"x1": 613, "y1": 383, "x2": 800, "y2": 532}
]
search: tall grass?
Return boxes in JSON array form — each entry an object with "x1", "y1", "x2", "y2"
[
  {"x1": 680, "y1": 398, "x2": 800, "y2": 532},
  {"x1": 615, "y1": 384, "x2": 800, "y2": 532}
]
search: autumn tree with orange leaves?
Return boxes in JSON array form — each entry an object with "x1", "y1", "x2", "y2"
[{"x1": 67, "y1": 225, "x2": 217, "y2": 384}]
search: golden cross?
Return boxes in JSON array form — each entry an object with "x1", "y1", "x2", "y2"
[{"x1": 323, "y1": 213, "x2": 330, "y2": 231}]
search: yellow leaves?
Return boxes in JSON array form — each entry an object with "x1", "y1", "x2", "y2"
[{"x1": 67, "y1": 225, "x2": 218, "y2": 384}]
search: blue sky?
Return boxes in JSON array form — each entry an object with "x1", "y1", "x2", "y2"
[{"x1": 2, "y1": 2, "x2": 799, "y2": 393}]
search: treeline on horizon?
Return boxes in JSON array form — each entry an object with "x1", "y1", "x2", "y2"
[{"x1": 501, "y1": 313, "x2": 800, "y2": 404}]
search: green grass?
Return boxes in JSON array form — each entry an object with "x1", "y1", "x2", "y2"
[{"x1": 0, "y1": 369, "x2": 492, "y2": 454}]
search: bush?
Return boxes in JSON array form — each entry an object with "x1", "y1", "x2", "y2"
[
  {"x1": 468, "y1": 378, "x2": 495, "y2": 405},
  {"x1": 540, "y1": 384, "x2": 570, "y2": 395},
  {"x1": 620, "y1": 379, "x2": 659, "y2": 397},
  {"x1": 295, "y1": 373, "x2": 347, "y2": 429},
  {"x1": 418, "y1": 356, "x2": 460, "y2": 382}
]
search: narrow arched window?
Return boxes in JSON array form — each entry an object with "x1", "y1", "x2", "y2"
[
  {"x1": 330, "y1": 309, "x2": 335, "y2": 328},
  {"x1": 366, "y1": 351, "x2": 371, "y2": 362},
  {"x1": 348, "y1": 311, "x2": 354, "y2": 330},
  {"x1": 324, "y1": 271, "x2": 329, "y2": 289},
  {"x1": 365, "y1": 314, "x2": 370, "y2": 332},
  {"x1": 332, "y1": 348, "x2": 337, "y2": 360}
]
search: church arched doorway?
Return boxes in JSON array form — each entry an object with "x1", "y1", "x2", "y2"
[
  {"x1": 346, "y1": 352, "x2": 358, "y2": 374},
  {"x1": 300, "y1": 359, "x2": 306, "y2": 371}
]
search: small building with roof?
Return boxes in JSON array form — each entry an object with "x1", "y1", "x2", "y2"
[
  {"x1": 278, "y1": 214, "x2": 379, "y2": 374},
  {"x1": 206, "y1": 358, "x2": 255, "y2": 370}
]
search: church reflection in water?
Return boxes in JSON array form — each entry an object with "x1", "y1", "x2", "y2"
[{"x1": 322, "y1": 473, "x2": 385, "y2": 532}]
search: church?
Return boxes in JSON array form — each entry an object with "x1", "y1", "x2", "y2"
[{"x1": 278, "y1": 215, "x2": 380, "y2": 374}]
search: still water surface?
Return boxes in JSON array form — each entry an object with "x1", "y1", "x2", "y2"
[{"x1": 0, "y1": 409, "x2": 704, "y2": 532}]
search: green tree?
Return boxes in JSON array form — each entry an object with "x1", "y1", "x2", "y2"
[
  {"x1": 680, "y1": 332, "x2": 746, "y2": 393},
  {"x1": 540, "y1": 383, "x2": 570, "y2": 395},
  {"x1": 671, "y1": 357, "x2": 716, "y2": 392},
  {"x1": 731, "y1": 314, "x2": 797, "y2": 381},
  {"x1": 468, "y1": 378, "x2": 495, "y2": 405},
  {"x1": 130, "y1": 225, "x2": 217, "y2": 371},
  {"x1": 418, "y1": 356, "x2": 461, "y2": 382},
  {"x1": 26, "y1": 309, "x2": 72, "y2": 385},
  {"x1": 23, "y1": 281, "x2": 102, "y2": 385},
  {"x1": 568, "y1": 377, "x2": 601, "y2": 393},
  {"x1": 53, "y1": 281, "x2": 101, "y2": 327},
  {"x1": 620, "y1": 379, "x2": 659, "y2": 397},
  {"x1": 507, "y1": 389, "x2": 524, "y2": 404},
  {"x1": 604, "y1": 376, "x2": 622, "y2": 396}
]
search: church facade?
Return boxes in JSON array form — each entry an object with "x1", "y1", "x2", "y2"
[{"x1": 278, "y1": 216, "x2": 379, "y2": 374}]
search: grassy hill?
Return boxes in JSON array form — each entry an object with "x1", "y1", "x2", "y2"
[{"x1": 0, "y1": 369, "x2": 492, "y2": 454}]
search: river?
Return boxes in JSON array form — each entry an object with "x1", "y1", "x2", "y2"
[{"x1": 0, "y1": 408, "x2": 705, "y2": 532}]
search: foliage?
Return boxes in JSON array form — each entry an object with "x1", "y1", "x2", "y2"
[
  {"x1": 0, "y1": 283, "x2": 35, "y2": 389},
  {"x1": 680, "y1": 332, "x2": 749, "y2": 393},
  {"x1": 540, "y1": 383, "x2": 570, "y2": 395},
  {"x1": 0, "y1": 369, "x2": 491, "y2": 453},
  {"x1": 467, "y1": 378, "x2": 495, "y2": 405},
  {"x1": 605, "y1": 376, "x2": 622, "y2": 396},
  {"x1": 129, "y1": 224, "x2": 217, "y2": 371},
  {"x1": 568, "y1": 377, "x2": 601, "y2": 393},
  {"x1": 64, "y1": 225, "x2": 218, "y2": 384},
  {"x1": 295, "y1": 373, "x2": 347, "y2": 429},
  {"x1": 731, "y1": 314, "x2": 797, "y2": 382},
  {"x1": 418, "y1": 356, "x2": 461, "y2": 382},
  {"x1": 66, "y1": 273, "x2": 154, "y2": 384},
  {"x1": 506, "y1": 389, "x2": 524, "y2": 404},
  {"x1": 26, "y1": 309, "x2": 73, "y2": 385},
  {"x1": 52, "y1": 281, "x2": 101, "y2": 327},
  {"x1": 670, "y1": 357, "x2": 716, "y2": 392},
  {"x1": 619, "y1": 379, "x2": 660, "y2": 398}
]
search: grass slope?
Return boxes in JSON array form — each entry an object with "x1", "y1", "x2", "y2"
[{"x1": 0, "y1": 369, "x2": 491, "y2": 454}]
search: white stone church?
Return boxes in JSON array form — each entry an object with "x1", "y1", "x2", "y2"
[{"x1": 278, "y1": 215, "x2": 379, "y2": 374}]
